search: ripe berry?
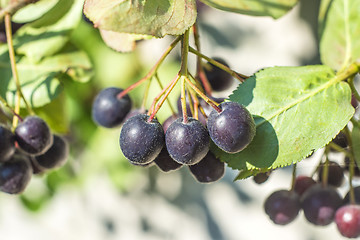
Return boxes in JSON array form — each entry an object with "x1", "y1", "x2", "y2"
[
  {"x1": 34, "y1": 135, "x2": 69, "y2": 170},
  {"x1": 301, "y1": 184, "x2": 342, "y2": 226},
  {"x1": 189, "y1": 151, "x2": 224, "y2": 183},
  {"x1": 253, "y1": 172, "x2": 271, "y2": 184},
  {"x1": 343, "y1": 186, "x2": 360, "y2": 205},
  {"x1": 15, "y1": 116, "x2": 53, "y2": 156},
  {"x1": 0, "y1": 125, "x2": 15, "y2": 162},
  {"x1": 120, "y1": 114, "x2": 164, "y2": 165},
  {"x1": 154, "y1": 148, "x2": 182, "y2": 172},
  {"x1": 294, "y1": 175, "x2": 316, "y2": 196},
  {"x1": 264, "y1": 190, "x2": 301, "y2": 225},
  {"x1": 92, "y1": 87, "x2": 132, "y2": 128},
  {"x1": 317, "y1": 161, "x2": 344, "y2": 187},
  {"x1": 165, "y1": 117, "x2": 209, "y2": 165},
  {"x1": 0, "y1": 154, "x2": 32, "y2": 194},
  {"x1": 335, "y1": 204, "x2": 360, "y2": 238},
  {"x1": 204, "y1": 57, "x2": 233, "y2": 91},
  {"x1": 207, "y1": 102, "x2": 256, "y2": 153}
]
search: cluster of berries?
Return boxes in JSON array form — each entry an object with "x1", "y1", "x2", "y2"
[
  {"x1": 92, "y1": 58, "x2": 256, "y2": 183},
  {"x1": 259, "y1": 134, "x2": 360, "y2": 239},
  {"x1": 0, "y1": 116, "x2": 69, "y2": 194}
]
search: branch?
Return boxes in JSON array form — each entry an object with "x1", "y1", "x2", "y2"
[{"x1": 0, "y1": 0, "x2": 40, "y2": 23}]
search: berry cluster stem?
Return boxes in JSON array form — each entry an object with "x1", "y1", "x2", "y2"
[
  {"x1": 189, "y1": 47, "x2": 249, "y2": 82},
  {"x1": 321, "y1": 152, "x2": 329, "y2": 187},
  {"x1": 192, "y1": 23, "x2": 212, "y2": 95},
  {"x1": 5, "y1": 13, "x2": 33, "y2": 128},
  {"x1": 344, "y1": 126, "x2": 356, "y2": 204},
  {"x1": 181, "y1": 76, "x2": 188, "y2": 123},
  {"x1": 154, "y1": 74, "x2": 176, "y2": 116},
  {"x1": 117, "y1": 36, "x2": 181, "y2": 99},
  {"x1": 185, "y1": 77, "x2": 221, "y2": 113},
  {"x1": 290, "y1": 163, "x2": 297, "y2": 191}
]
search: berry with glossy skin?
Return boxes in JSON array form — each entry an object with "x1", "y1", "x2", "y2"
[
  {"x1": 204, "y1": 57, "x2": 233, "y2": 91},
  {"x1": 253, "y1": 172, "x2": 271, "y2": 184},
  {"x1": 34, "y1": 135, "x2": 69, "y2": 170},
  {"x1": 154, "y1": 148, "x2": 182, "y2": 172},
  {"x1": 207, "y1": 102, "x2": 256, "y2": 153},
  {"x1": 264, "y1": 190, "x2": 301, "y2": 225},
  {"x1": 0, "y1": 154, "x2": 32, "y2": 194},
  {"x1": 165, "y1": 117, "x2": 209, "y2": 165},
  {"x1": 301, "y1": 184, "x2": 342, "y2": 226},
  {"x1": 294, "y1": 175, "x2": 316, "y2": 196},
  {"x1": 318, "y1": 161, "x2": 344, "y2": 187},
  {"x1": 335, "y1": 204, "x2": 360, "y2": 238},
  {"x1": 92, "y1": 87, "x2": 132, "y2": 128},
  {"x1": 120, "y1": 114, "x2": 164, "y2": 165},
  {"x1": 0, "y1": 125, "x2": 15, "y2": 162},
  {"x1": 189, "y1": 151, "x2": 224, "y2": 183},
  {"x1": 15, "y1": 116, "x2": 53, "y2": 156}
]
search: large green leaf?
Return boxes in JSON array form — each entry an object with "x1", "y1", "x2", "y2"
[
  {"x1": 215, "y1": 65, "x2": 354, "y2": 179},
  {"x1": 0, "y1": 46, "x2": 92, "y2": 108},
  {"x1": 320, "y1": 0, "x2": 360, "y2": 71},
  {"x1": 83, "y1": 0, "x2": 197, "y2": 37},
  {"x1": 199, "y1": 0, "x2": 298, "y2": 19},
  {"x1": 13, "y1": 0, "x2": 83, "y2": 62},
  {"x1": 12, "y1": 0, "x2": 59, "y2": 23}
]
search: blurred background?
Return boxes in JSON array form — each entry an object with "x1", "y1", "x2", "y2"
[{"x1": 0, "y1": 0, "x2": 357, "y2": 239}]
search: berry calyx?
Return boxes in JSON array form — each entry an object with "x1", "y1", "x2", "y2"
[
  {"x1": 120, "y1": 114, "x2": 164, "y2": 165},
  {"x1": 207, "y1": 101, "x2": 256, "y2": 153},
  {"x1": 92, "y1": 87, "x2": 132, "y2": 128},
  {"x1": 165, "y1": 117, "x2": 209, "y2": 165}
]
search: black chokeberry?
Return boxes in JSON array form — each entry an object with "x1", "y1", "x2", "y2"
[
  {"x1": 92, "y1": 87, "x2": 132, "y2": 128},
  {"x1": 301, "y1": 184, "x2": 342, "y2": 226},
  {"x1": 154, "y1": 148, "x2": 182, "y2": 172},
  {"x1": 15, "y1": 116, "x2": 53, "y2": 156},
  {"x1": 294, "y1": 175, "x2": 316, "y2": 196},
  {"x1": 335, "y1": 204, "x2": 360, "y2": 238},
  {"x1": 264, "y1": 190, "x2": 301, "y2": 225},
  {"x1": 189, "y1": 151, "x2": 224, "y2": 183},
  {"x1": 0, "y1": 125, "x2": 15, "y2": 162},
  {"x1": 0, "y1": 154, "x2": 32, "y2": 194},
  {"x1": 34, "y1": 135, "x2": 69, "y2": 170},
  {"x1": 165, "y1": 117, "x2": 209, "y2": 165},
  {"x1": 318, "y1": 161, "x2": 344, "y2": 187},
  {"x1": 207, "y1": 102, "x2": 256, "y2": 153},
  {"x1": 204, "y1": 57, "x2": 233, "y2": 91},
  {"x1": 120, "y1": 114, "x2": 164, "y2": 165}
]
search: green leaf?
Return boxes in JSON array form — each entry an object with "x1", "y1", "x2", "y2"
[
  {"x1": 83, "y1": 0, "x2": 197, "y2": 38},
  {"x1": 199, "y1": 0, "x2": 298, "y2": 19},
  {"x1": 320, "y1": 0, "x2": 360, "y2": 71},
  {"x1": 219, "y1": 65, "x2": 354, "y2": 176},
  {"x1": 13, "y1": 0, "x2": 83, "y2": 62},
  {"x1": 12, "y1": 0, "x2": 59, "y2": 23},
  {"x1": 352, "y1": 121, "x2": 360, "y2": 171},
  {"x1": 0, "y1": 46, "x2": 92, "y2": 108}
]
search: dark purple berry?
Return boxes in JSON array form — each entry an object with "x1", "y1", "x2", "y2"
[
  {"x1": 0, "y1": 154, "x2": 32, "y2": 194},
  {"x1": 154, "y1": 148, "x2": 182, "y2": 172},
  {"x1": 318, "y1": 161, "x2": 344, "y2": 187},
  {"x1": 343, "y1": 186, "x2": 360, "y2": 205},
  {"x1": 204, "y1": 57, "x2": 233, "y2": 91},
  {"x1": 253, "y1": 171, "x2": 271, "y2": 184},
  {"x1": 0, "y1": 125, "x2": 15, "y2": 162},
  {"x1": 162, "y1": 115, "x2": 178, "y2": 132},
  {"x1": 92, "y1": 87, "x2": 132, "y2": 128},
  {"x1": 15, "y1": 116, "x2": 53, "y2": 156},
  {"x1": 294, "y1": 175, "x2": 316, "y2": 196},
  {"x1": 120, "y1": 114, "x2": 164, "y2": 165},
  {"x1": 335, "y1": 204, "x2": 360, "y2": 238},
  {"x1": 189, "y1": 151, "x2": 224, "y2": 183},
  {"x1": 34, "y1": 135, "x2": 69, "y2": 170},
  {"x1": 165, "y1": 117, "x2": 209, "y2": 165},
  {"x1": 264, "y1": 190, "x2": 301, "y2": 225},
  {"x1": 330, "y1": 131, "x2": 348, "y2": 150},
  {"x1": 301, "y1": 184, "x2": 342, "y2": 226},
  {"x1": 207, "y1": 102, "x2": 256, "y2": 153}
]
